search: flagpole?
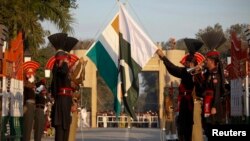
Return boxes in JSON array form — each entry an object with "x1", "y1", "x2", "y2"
[
  {"x1": 245, "y1": 57, "x2": 249, "y2": 123},
  {"x1": 79, "y1": 85, "x2": 84, "y2": 141},
  {"x1": 245, "y1": 25, "x2": 250, "y2": 124},
  {"x1": 246, "y1": 46, "x2": 250, "y2": 124},
  {"x1": 118, "y1": 1, "x2": 121, "y2": 116}
]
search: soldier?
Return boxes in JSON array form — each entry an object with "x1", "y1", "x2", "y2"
[
  {"x1": 157, "y1": 38, "x2": 204, "y2": 141},
  {"x1": 204, "y1": 51, "x2": 226, "y2": 119},
  {"x1": 164, "y1": 82, "x2": 178, "y2": 140},
  {"x1": 68, "y1": 57, "x2": 87, "y2": 141},
  {"x1": 34, "y1": 78, "x2": 47, "y2": 141},
  {"x1": 200, "y1": 31, "x2": 227, "y2": 138},
  {"x1": 23, "y1": 60, "x2": 40, "y2": 141},
  {"x1": 48, "y1": 33, "x2": 79, "y2": 141}
]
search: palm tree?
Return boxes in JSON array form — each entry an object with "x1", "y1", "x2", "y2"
[{"x1": 0, "y1": 0, "x2": 77, "y2": 53}]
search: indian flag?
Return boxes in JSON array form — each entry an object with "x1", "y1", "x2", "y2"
[
  {"x1": 86, "y1": 13, "x2": 121, "y2": 116},
  {"x1": 86, "y1": 4, "x2": 158, "y2": 119}
]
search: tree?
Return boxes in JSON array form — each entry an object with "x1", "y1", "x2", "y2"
[
  {"x1": 158, "y1": 37, "x2": 176, "y2": 50},
  {"x1": 196, "y1": 23, "x2": 223, "y2": 37},
  {"x1": 225, "y1": 24, "x2": 249, "y2": 41},
  {"x1": 73, "y1": 39, "x2": 95, "y2": 50},
  {"x1": 33, "y1": 46, "x2": 56, "y2": 80},
  {"x1": 96, "y1": 74, "x2": 114, "y2": 112},
  {"x1": 139, "y1": 72, "x2": 159, "y2": 112},
  {"x1": 0, "y1": 0, "x2": 77, "y2": 53},
  {"x1": 175, "y1": 39, "x2": 188, "y2": 52}
]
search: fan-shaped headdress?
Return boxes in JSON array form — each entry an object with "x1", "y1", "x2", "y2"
[
  {"x1": 46, "y1": 33, "x2": 79, "y2": 69},
  {"x1": 23, "y1": 60, "x2": 40, "y2": 76},
  {"x1": 200, "y1": 30, "x2": 226, "y2": 57},
  {"x1": 180, "y1": 38, "x2": 205, "y2": 65}
]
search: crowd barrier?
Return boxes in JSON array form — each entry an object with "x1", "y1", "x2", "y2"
[{"x1": 96, "y1": 115, "x2": 159, "y2": 128}]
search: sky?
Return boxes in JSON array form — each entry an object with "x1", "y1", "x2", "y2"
[{"x1": 42, "y1": 0, "x2": 250, "y2": 43}]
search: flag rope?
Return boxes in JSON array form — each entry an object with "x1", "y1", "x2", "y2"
[{"x1": 85, "y1": 1, "x2": 119, "y2": 49}]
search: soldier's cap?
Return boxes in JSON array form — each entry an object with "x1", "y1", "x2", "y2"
[
  {"x1": 180, "y1": 38, "x2": 205, "y2": 65},
  {"x1": 184, "y1": 38, "x2": 204, "y2": 55},
  {"x1": 48, "y1": 33, "x2": 79, "y2": 52},
  {"x1": 206, "y1": 50, "x2": 220, "y2": 57},
  {"x1": 48, "y1": 33, "x2": 79, "y2": 61},
  {"x1": 180, "y1": 52, "x2": 205, "y2": 65},
  {"x1": 64, "y1": 36, "x2": 79, "y2": 53},
  {"x1": 23, "y1": 60, "x2": 40, "y2": 75},
  {"x1": 200, "y1": 30, "x2": 226, "y2": 57},
  {"x1": 41, "y1": 78, "x2": 46, "y2": 84},
  {"x1": 45, "y1": 54, "x2": 79, "y2": 70},
  {"x1": 48, "y1": 33, "x2": 68, "y2": 51}
]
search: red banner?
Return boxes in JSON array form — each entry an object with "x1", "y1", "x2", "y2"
[{"x1": 4, "y1": 32, "x2": 24, "y2": 80}]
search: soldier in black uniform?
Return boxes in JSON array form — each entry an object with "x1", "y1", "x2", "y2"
[
  {"x1": 203, "y1": 50, "x2": 226, "y2": 124},
  {"x1": 34, "y1": 78, "x2": 47, "y2": 141},
  {"x1": 23, "y1": 61, "x2": 40, "y2": 141},
  {"x1": 157, "y1": 38, "x2": 204, "y2": 141},
  {"x1": 48, "y1": 33, "x2": 79, "y2": 141},
  {"x1": 200, "y1": 31, "x2": 227, "y2": 139}
]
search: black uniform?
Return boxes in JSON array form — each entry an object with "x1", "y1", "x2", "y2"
[
  {"x1": 48, "y1": 33, "x2": 79, "y2": 141},
  {"x1": 199, "y1": 30, "x2": 227, "y2": 137},
  {"x1": 203, "y1": 68, "x2": 224, "y2": 124},
  {"x1": 161, "y1": 56, "x2": 194, "y2": 141},
  {"x1": 51, "y1": 61, "x2": 73, "y2": 141}
]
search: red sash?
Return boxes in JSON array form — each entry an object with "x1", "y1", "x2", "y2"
[{"x1": 204, "y1": 90, "x2": 214, "y2": 117}]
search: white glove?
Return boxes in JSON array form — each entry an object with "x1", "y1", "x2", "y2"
[{"x1": 36, "y1": 85, "x2": 45, "y2": 94}]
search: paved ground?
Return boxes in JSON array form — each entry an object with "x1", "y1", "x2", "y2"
[{"x1": 40, "y1": 128, "x2": 167, "y2": 141}]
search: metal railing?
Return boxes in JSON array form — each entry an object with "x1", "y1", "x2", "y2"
[{"x1": 96, "y1": 115, "x2": 159, "y2": 128}]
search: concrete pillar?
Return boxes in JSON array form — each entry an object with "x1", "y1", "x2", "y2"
[{"x1": 159, "y1": 58, "x2": 166, "y2": 129}]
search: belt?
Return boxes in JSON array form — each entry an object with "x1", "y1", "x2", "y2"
[
  {"x1": 58, "y1": 87, "x2": 73, "y2": 96},
  {"x1": 36, "y1": 104, "x2": 45, "y2": 109},
  {"x1": 26, "y1": 99, "x2": 35, "y2": 104}
]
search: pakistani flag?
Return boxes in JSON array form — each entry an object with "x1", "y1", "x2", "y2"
[
  {"x1": 86, "y1": 4, "x2": 158, "y2": 119},
  {"x1": 119, "y1": 4, "x2": 158, "y2": 120}
]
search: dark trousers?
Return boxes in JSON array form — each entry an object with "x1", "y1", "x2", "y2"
[
  {"x1": 34, "y1": 108, "x2": 45, "y2": 141},
  {"x1": 177, "y1": 95, "x2": 193, "y2": 141},
  {"x1": 23, "y1": 102, "x2": 35, "y2": 141},
  {"x1": 178, "y1": 125, "x2": 192, "y2": 141},
  {"x1": 55, "y1": 126, "x2": 70, "y2": 141}
]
